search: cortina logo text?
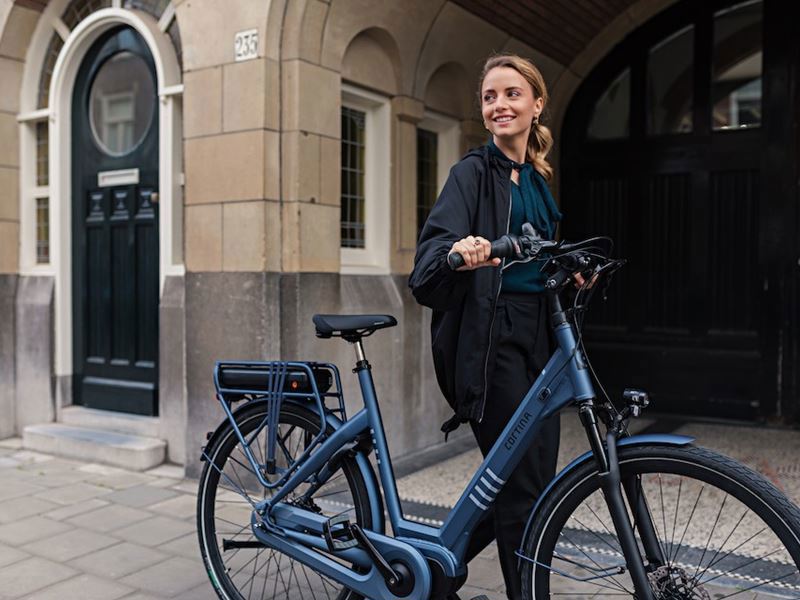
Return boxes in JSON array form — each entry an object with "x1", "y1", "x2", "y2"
[{"x1": 504, "y1": 411, "x2": 533, "y2": 450}]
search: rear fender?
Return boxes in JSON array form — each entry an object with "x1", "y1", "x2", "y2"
[
  {"x1": 200, "y1": 398, "x2": 385, "y2": 534},
  {"x1": 520, "y1": 433, "x2": 694, "y2": 552}
]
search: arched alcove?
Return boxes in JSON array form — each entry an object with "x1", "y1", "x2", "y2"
[
  {"x1": 423, "y1": 61, "x2": 473, "y2": 120},
  {"x1": 341, "y1": 27, "x2": 401, "y2": 95}
]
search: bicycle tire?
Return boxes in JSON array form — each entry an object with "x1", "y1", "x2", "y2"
[
  {"x1": 197, "y1": 401, "x2": 376, "y2": 600},
  {"x1": 521, "y1": 444, "x2": 800, "y2": 599}
]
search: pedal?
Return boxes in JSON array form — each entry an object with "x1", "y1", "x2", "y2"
[
  {"x1": 323, "y1": 518, "x2": 410, "y2": 593},
  {"x1": 323, "y1": 514, "x2": 358, "y2": 551}
]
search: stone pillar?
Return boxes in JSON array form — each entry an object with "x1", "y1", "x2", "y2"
[
  {"x1": 391, "y1": 96, "x2": 425, "y2": 274},
  {"x1": 177, "y1": 0, "x2": 281, "y2": 475},
  {"x1": 0, "y1": 3, "x2": 40, "y2": 437},
  {"x1": 280, "y1": 58, "x2": 341, "y2": 273},
  {"x1": 0, "y1": 275, "x2": 16, "y2": 439},
  {"x1": 15, "y1": 277, "x2": 54, "y2": 431}
]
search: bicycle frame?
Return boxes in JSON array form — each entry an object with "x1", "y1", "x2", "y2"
[{"x1": 222, "y1": 294, "x2": 673, "y2": 599}]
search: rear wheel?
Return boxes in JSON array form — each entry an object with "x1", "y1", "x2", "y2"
[
  {"x1": 522, "y1": 445, "x2": 800, "y2": 599},
  {"x1": 197, "y1": 401, "x2": 376, "y2": 600}
]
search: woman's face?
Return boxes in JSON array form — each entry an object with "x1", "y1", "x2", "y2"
[{"x1": 481, "y1": 66, "x2": 543, "y2": 142}]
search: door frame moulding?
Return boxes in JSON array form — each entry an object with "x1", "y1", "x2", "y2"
[{"x1": 18, "y1": 4, "x2": 183, "y2": 378}]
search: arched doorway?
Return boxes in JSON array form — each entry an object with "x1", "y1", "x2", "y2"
[
  {"x1": 561, "y1": 0, "x2": 798, "y2": 420},
  {"x1": 72, "y1": 26, "x2": 159, "y2": 415}
]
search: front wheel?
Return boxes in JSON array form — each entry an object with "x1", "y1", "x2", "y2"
[{"x1": 522, "y1": 444, "x2": 800, "y2": 599}]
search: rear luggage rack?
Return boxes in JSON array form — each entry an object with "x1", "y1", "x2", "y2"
[{"x1": 212, "y1": 360, "x2": 346, "y2": 489}]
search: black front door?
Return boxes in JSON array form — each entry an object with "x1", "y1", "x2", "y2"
[
  {"x1": 560, "y1": 0, "x2": 798, "y2": 420},
  {"x1": 72, "y1": 26, "x2": 159, "y2": 415}
]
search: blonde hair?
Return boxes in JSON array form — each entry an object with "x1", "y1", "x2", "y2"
[{"x1": 478, "y1": 54, "x2": 554, "y2": 182}]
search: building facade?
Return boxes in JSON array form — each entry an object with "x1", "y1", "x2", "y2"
[{"x1": 0, "y1": 0, "x2": 796, "y2": 473}]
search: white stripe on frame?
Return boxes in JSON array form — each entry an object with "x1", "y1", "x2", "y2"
[
  {"x1": 469, "y1": 494, "x2": 489, "y2": 511},
  {"x1": 480, "y1": 476, "x2": 501, "y2": 494},
  {"x1": 486, "y1": 468, "x2": 506, "y2": 485}
]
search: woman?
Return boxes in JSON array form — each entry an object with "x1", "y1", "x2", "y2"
[{"x1": 409, "y1": 54, "x2": 566, "y2": 600}]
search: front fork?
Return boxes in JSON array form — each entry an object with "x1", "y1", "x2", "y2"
[{"x1": 579, "y1": 403, "x2": 663, "y2": 600}]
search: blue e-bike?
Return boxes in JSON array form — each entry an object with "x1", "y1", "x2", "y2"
[{"x1": 197, "y1": 233, "x2": 800, "y2": 600}]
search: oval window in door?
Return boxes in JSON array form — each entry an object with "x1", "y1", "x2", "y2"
[{"x1": 89, "y1": 50, "x2": 155, "y2": 156}]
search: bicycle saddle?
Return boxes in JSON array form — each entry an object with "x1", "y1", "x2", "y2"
[{"x1": 313, "y1": 314, "x2": 397, "y2": 341}]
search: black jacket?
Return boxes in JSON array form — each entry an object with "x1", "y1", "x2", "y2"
[{"x1": 409, "y1": 145, "x2": 519, "y2": 431}]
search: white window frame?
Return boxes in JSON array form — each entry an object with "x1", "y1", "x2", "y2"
[
  {"x1": 340, "y1": 84, "x2": 391, "y2": 275},
  {"x1": 418, "y1": 110, "x2": 460, "y2": 196},
  {"x1": 18, "y1": 111, "x2": 53, "y2": 274}
]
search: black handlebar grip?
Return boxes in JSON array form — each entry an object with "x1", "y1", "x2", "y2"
[
  {"x1": 447, "y1": 236, "x2": 516, "y2": 271},
  {"x1": 447, "y1": 251, "x2": 466, "y2": 270}
]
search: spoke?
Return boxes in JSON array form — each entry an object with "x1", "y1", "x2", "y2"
[
  {"x1": 245, "y1": 546, "x2": 263, "y2": 599},
  {"x1": 691, "y1": 507, "x2": 749, "y2": 584},
  {"x1": 209, "y1": 462, "x2": 257, "y2": 509},
  {"x1": 693, "y1": 545, "x2": 786, "y2": 588},
  {"x1": 217, "y1": 520, "x2": 251, "y2": 540},
  {"x1": 638, "y1": 476, "x2": 671, "y2": 565},
  {"x1": 298, "y1": 561, "x2": 323, "y2": 600},
  {"x1": 713, "y1": 568, "x2": 800, "y2": 598},
  {"x1": 658, "y1": 474, "x2": 669, "y2": 563},
  {"x1": 557, "y1": 529, "x2": 632, "y2": 595},
  {"x1": 704, "y1": 526, "x2": 767, "y2": 572},
  {"x1": 259, "y1": 557, "x2": 269, "y2": 600},
  {"x1": 571, "y1": 514, "x2": 625, "y2": 558},
  {"x1": 671, "y1": 484, "x2": 705, "y2": 565},
  {"x1": 227, "y1": 454, "x2": 258, "y2": 506},
  {"x1": 230, "y1": 542, "x2": 266, "y2": 580},
  {"x1": 691, "y1": 493, "x2": 728, "y2": 582},
  {"x1": 669, "y1": 477, "x2": 682, "y2": 563}
]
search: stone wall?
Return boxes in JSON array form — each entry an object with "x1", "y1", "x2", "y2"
[{"x1": 0, "y1": 0, "x2": 684, "y2": 466}]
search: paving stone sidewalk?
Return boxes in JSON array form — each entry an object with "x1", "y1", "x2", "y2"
[
  {"x1": 0, "y1": 437, "x2": 509, "y2": 600},
  {"x1": 1, "y1": 416, "x2": 799, "y2": 599}
]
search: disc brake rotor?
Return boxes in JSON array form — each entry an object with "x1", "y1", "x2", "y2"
[{"x1": 647, "y1": 565, "x2": 710, "y2": 600}]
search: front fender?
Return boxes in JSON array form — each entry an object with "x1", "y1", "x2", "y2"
[
  {"x1": 520, "y1": 433, "x2": 694, "y2": 552},
  {"x1": 200, "y1": 399, "x2": 385, "y2": 534}
]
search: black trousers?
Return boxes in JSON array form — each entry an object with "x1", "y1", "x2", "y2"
[{"x1": 465, "y1": 293, "x2": 560, "y2": 600}]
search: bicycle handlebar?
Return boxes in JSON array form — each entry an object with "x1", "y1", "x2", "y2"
[{"x1": 446, "y1": 230, "x2": 618, "y2": 292}]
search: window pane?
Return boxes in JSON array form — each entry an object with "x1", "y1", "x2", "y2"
[
  {"x1": 36, "y1": 197, "x2": 49, "y2": 264},
  {"x1": 712, "y1": 0, "x2": 762, "y2": 131},
  {"x1": 37, "y1": 34, "x2": 64, "y2": 109},
  {"x1": 122, "y1": 0, "x2": 170, "y2": 19},
  {"x1": 61, "y1": 0, "x2": 112, "y2": 30},
  {"x1": 587, "y1": 68, "x2": 630, "y2": 140},
  {"x1": 36, "y1": 121, "x2": 48, "y2": 187},
  {"x1": 417, "y1": 128, "x2": 438, "y2": 237},
  {"x1": 647, "y1": 25, "x2": 694, "y2": 135},
  {"x1": 341, "y1": 107, "x2": 366, "y2": 249},
  {"x1": 89, "y1": 51, "x2": 156, "y2": 156}
]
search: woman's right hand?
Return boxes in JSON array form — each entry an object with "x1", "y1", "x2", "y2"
[{"x1": 449, "y1": 235, "x2": 502, "y2": 271}]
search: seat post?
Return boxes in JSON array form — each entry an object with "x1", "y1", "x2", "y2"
[{"x1": 351, "y1": 339, "x2": 366, "y2": 364}]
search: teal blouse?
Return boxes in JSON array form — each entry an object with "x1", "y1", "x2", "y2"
[{"x1": 501, "y1": 180, "x2": 551, "y2": 293}]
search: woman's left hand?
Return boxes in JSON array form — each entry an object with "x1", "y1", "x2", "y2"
[{"x1": 573, "y1": 271, "x2": 598, "y2": 290}]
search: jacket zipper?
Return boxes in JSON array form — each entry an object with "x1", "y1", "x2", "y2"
[{"x1": 478, "y1": 189, "x2": 513, "y2": 423}]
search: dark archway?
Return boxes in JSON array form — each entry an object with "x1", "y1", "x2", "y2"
[{"x1": 560, "y1": 0, "x2": 799, "y2": 421}]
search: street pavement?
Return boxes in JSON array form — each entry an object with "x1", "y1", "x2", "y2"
[{"x1": 0, "y1": 414, "x2": 799, "y2": 599}]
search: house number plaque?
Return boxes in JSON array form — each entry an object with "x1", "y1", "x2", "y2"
[{"x1": 234, "y1": 29, "x2": 258, "y2": 62}]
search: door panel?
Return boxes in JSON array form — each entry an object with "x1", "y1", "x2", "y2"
[{"x1": 72, "y1": 26, "x2": 159, "y2": 415}]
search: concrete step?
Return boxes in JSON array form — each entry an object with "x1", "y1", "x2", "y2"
[
  {"x1": 23, "y1": 423, "x2": 166, "y2": 471},
  {"x1": 60, "y1": 406, "x2": 160, "y2": 438}
]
